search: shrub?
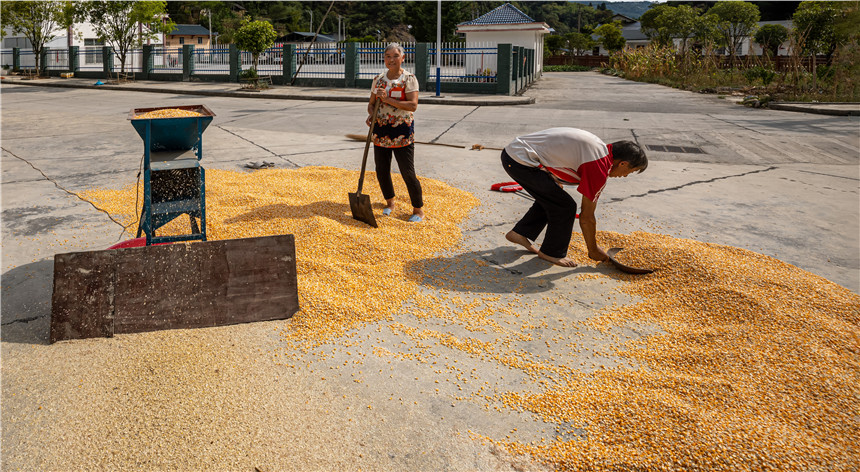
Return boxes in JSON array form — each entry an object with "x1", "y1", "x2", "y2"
[
  {"x1": 742, "y1": 66, "x2": 777, "y2": 86},
  {"x1": 543, "y1": 65, "x2": 593, "y2": 72}
]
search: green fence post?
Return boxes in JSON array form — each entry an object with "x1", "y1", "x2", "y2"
[
  {"x1": 527, "y1": 48, "x2": 534, "y2": 83},
  {"x1": 529, "y1": 49, "x2": 540, "y2": 82},
  {"x1": 496, "y1": 44, "x2": 512, "y2": 95},
  {"x1": 345, "y1": 42, "x2": 358, "y2": 88},
  {"x1": 69, "y1": 46, "x2": 79, "y2": 72},
  {"x1": 142, "y1": 44, "x2": 152, "y2": 78},
  {"x1": 280, "y1": 43, "x2": 288, "y2": 82},
  {"x1": 515, "y1": 46, "x2": 524, "y2": 92},
  {"x1": 40, "y1": 48, "x2": 49, "y2": 74},
  {"x1": 285, "y1": 43, "x2": 296, "y2": 84},
  {"x1": 182, "y1": 44, "x2": 194, "y2": 80},
  {"x1": 229, "y1": 44, "x2": 240, "y2": 82},
  {"x1": 12, "y1": 47, "x2": 20, "y2": 70},
  {"x1": 102, "y1": 46, "x2": 113, "y2": 77},
  {"x1": 511, "y1": 47, "x2": 519, "y2": 93},
  {"x1": 414, "y1": 43, "x2": 430, "y2": 91}
]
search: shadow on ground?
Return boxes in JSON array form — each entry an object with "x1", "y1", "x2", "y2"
[
  {"x1": 1, "y1": 259, "x2": 53, "y2": 344},
  {"x1": 405, "y1": 245, "x2": 619, "y2": 294}
]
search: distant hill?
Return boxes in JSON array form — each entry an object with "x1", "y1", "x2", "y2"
[{"x1": 569, "y1": 1, "x2": 656, "y2": 20}]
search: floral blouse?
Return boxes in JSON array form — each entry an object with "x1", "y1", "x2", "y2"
[{"x1": 371, "y1": 70, "x2": 419, "y2": 148}]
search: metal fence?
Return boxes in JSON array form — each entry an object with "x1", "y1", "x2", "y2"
[
  {"x1": 45, "y1": 48, "x2": 69, "y2": 70},
  {"x1": 429, "y1": 42, "x2": 497, "y2": 83},
  {"x1": 3, "y1": 42, "x2": 523, "y2": 91},
  {"x1": 2, "y1": 49, "x2": 14, "y2": 68},
  {"x1": 114, "y1": 49, "x2": 143, "y2": 73},
  {"x1": 192, "y1": 47, "x2": 230, "y2": 74},
  {"x1": 292, "y1": 42, "x2": 346, "y2": 79},
  {"x1": 79, "y1": 47, "x2": 103, "y2": 71},
  {"x1": 357, "y1": 42, "x2": 416, "y2": 79},
  {"x1": 241, "y1": 43, "x2": 284, "y2": 76},
  {"x1": 17, "y1": 49, "x2": 37, "y2": 70},
  {"x1": 150, "y1": 47, "x2": 181, "y2": 73}
]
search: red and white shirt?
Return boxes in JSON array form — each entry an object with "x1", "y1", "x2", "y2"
[{"x1": 504, "y1": 128, "x2": 613, "y2": 202}]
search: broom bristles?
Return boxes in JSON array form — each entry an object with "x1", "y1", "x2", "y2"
[{"x1": 345, "y1": 133, "x2": 368, "y2": 141}]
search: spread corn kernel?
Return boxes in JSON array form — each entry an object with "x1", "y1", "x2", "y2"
[{"x1": 81, "y1": 167, "x2": 860, "y2": 471}]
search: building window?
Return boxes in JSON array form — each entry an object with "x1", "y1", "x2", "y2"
[
  {"x1": 84, "y1": 38, "x2": 104, "y2": 64},
  {"x1": 197, "y1": 37, "x2": 203, "y2": 44},
  {"x1": 179, "y1": 37, "x2": 184, "y2": 45}
]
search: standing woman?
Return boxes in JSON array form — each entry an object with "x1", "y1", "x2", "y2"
[{"x1": 367, "y1": 42, "x2": 424, "y2": 222}]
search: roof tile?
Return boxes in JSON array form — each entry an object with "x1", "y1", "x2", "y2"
[{"x1": 458, "y1": 3, "x2": 536, "y2": 26}]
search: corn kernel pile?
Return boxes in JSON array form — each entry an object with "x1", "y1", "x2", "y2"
[
  {"x1": 133, "y1": 108, "x2": 203, "y2": 119},
  {"x1": 81, "y1": 166, "x2": 479, "y2": 344},
  {"x1": 492, "y1": 231, "x2": 860, "y2": 470},
  {"x1": 81, "y1": 169, "x2": 859, "y2": 471}
]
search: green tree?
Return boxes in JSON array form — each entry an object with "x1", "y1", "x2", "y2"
[
  {"x1": 692, "y1": 13, "x2": 722, "y2": 52},
  {"x1": 754, "y1": 23, "x2": 789, "y2": 57},
  {"x1": 793, "y1": 1, "x2": 849, "y2": 61},
  {"x1": 707, "y1": 1, "x2": 761, "y2": 65},
  {"x1": 639, "y1": 4, "x2": 674, "y2": 47},
  {"x1": 566, "y1": 31, "x2": 595, "y2": 55},
  {"x1": 233, "y1": 19, "x2": 277, "y2": 73},
  {"x1": 594, "y1": 22, "x2": 625, "y2": 53},
  {"x1": 666, "y1": 5, "x2": 700, "y2": 55},
  {"x1": 75, "y1": 1, "x2": 174, "y2": 74},
  {"x1": 544, "y1": 34, "x2": 567, "y2": 55},
  {"x1": 0, "y1": 1, "x2": 74, "y2": 76},
  {"x1": 640, "y1": 4, "x2": 700, "y2": 54},
  {"x1": 405, "y1": 2, "x2": 465, "y2": 43}
]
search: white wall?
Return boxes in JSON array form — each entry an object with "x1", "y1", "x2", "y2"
[{"x1": 463, "y1": 30, "x2": 545, "y2": 76}]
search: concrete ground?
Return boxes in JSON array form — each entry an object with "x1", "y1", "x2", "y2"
[{"x1": 1, "y1": 72, "x2": 858, "y2": 470}]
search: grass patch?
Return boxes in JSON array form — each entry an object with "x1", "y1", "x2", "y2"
[{"x1": 543, "y1": 64, "x2": 594, "y2": 72}]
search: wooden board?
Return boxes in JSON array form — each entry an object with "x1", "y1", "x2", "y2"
[{"x1": 50, "y1": 235, "x2": 299, "y2": 343}]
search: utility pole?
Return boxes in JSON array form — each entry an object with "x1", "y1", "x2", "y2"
[
  {"x1": 436, "y1": 0, "x2": 441, "y2": 97},
  {"x1": 306, "y1": 9, "x2": 313, "y2": 32},
  {"x1": 202, "y1": 9, "x2": 212, "y2": 47}
]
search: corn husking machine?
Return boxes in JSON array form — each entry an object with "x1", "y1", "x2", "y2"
[
  {"x1": 130, "y1": 105, "x2": 212, "y2": 245},
  {"x1": 49, "y1": 105, "x2": 300, "y2": 343}
]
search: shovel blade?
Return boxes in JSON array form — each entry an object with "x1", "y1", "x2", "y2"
[{"x1": 348, "y1": 192, "x2": 378, "y2": 228}]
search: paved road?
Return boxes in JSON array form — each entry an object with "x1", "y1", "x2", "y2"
[
  {"x1": 4, "y1": 71, "x2": 857, "y2": 289},
  {"x1": 1, "y1": 72, "x2": 858, "y2": 470}
]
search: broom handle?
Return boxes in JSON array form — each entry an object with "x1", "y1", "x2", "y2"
[{"x1": 357, "y1": 99, "x2": 382, "y2": 195}]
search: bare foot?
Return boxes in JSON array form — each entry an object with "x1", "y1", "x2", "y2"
[
  {"x1": 506, "y1": 231, "x2": 538, "y2": 254},
  {"x1": 537, "y1": 251, "x2": 578, "y2": 267}
]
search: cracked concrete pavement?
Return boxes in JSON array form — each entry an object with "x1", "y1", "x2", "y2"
[{"x1": 1, "y1": 71, "x2": 858, "y2": 470}]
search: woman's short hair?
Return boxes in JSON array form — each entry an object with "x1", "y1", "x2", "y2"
[
  {"x1": 610, "y1": 140, "x2": 648, "y2": 173},
  {"x1": 385, "y1": 42, "x2": 404, "y2": 56}
]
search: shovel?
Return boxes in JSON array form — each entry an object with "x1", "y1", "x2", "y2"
[
  {"x1": 349, "y1": 100, "x2": 381, "y2": 228},
  {"x1": 607, "y1": 247, "x2": 654, "y2": 274}
]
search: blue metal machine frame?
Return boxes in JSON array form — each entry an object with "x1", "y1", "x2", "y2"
[{"x1": 129, "y1": 105, "x2": 215, "y2": 245}]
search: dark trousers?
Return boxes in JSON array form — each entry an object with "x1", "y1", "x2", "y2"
[
  {"x1": 374, "y1": 144, "x2": 423, "y2": 209},
  {"x1": 501, "y1": 150, "x2": 577, "y2": 258}
]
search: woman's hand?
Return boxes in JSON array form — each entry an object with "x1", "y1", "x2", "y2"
[
  {"x1": 366, "y1": 114, "x2": 372, "y2": 127},
  {"x1": 375, "y1": 87, "x2": 387, "y2": 102}
]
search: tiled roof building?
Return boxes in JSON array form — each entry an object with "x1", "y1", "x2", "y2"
[
  {"x1": 458, "y1": 3, "x2": 535, "y2": 26},
  {"x1": 455, "y1": 3, "x2": 551, "y2": 79}
]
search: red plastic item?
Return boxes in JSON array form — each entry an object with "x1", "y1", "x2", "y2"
[
  {"x1": 498, "y1": 184, "x2": 523, "y2": 192},
  {"x1": 107, "y1": 237, "x2": 171, "y2": 250},
  {"x1": 490, "y1": 181, "x2": 519, "y2": 191}
]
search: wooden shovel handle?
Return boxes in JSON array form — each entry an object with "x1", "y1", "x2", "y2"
[{"x1": 357, "y1": 100, "x2": 382, "y2": 195}]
